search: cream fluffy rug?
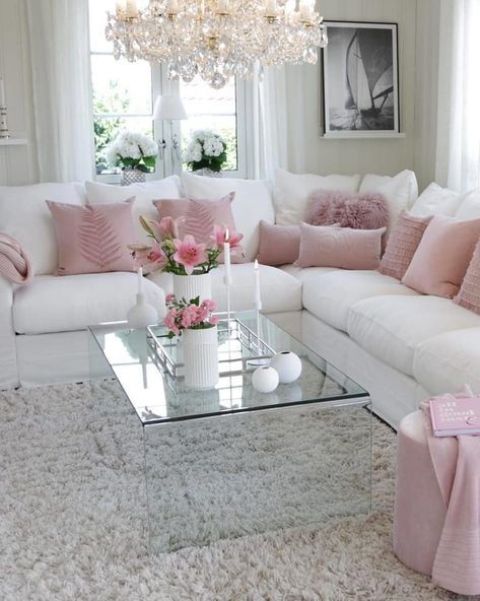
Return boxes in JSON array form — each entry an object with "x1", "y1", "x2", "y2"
[{"x1": 0, "y1": 381, "x2": 462, "y2": 600}]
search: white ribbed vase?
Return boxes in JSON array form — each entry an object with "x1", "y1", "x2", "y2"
[
  {"x1": 173, "y1": 273, "x2": 212, "y2": 303},
  {"x1": 183, "y1": 326, "x2": 219, "y2": 390}
]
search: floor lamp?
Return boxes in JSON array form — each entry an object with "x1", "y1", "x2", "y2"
[{"x1": 154, "y1": 94, "x2": 187, "y2": 175}]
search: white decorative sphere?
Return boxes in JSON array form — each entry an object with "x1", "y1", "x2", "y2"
[
  {"x1": 270, "y1": 351, "x2": 302, "y2": 384},
  {"x1": 252, "y1": 366, "x2": 279, "y2": 394}
]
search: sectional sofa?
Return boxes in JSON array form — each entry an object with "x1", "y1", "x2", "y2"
[{"x1": 2, "y1": 170, "x2": 480, "y2": 429}]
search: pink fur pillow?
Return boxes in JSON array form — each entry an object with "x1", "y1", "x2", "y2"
[{"x1": 307, "y1": 189, "x2": 389, "y2": 230}]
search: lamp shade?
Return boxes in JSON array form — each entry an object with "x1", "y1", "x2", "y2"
[{"x1": 154, "y1": 94, "x2": 187, "y2": 120}]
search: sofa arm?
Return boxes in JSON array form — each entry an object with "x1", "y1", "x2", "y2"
[{"x1": 0, "y1": 275, "x2": 18, "y2": 389}]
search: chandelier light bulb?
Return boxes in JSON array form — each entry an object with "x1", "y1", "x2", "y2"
[{"x1": 106, "y1": 0, "x2": 327, "y2": 88}]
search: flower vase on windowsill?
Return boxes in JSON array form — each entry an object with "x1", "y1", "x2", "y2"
[
  {"x1": 106, "y1": 131, "x2": 158, "y2": 187},
  {"x1": 184, "y1": 130, "x2": 227, "y2": 176}
]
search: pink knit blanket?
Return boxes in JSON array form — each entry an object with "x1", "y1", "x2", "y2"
[
  {"x1": 422, "y1": 390, "x2": 480, "y2": 596},
  {"x1": 0, "y1": 233, "x2": 32, "y2": 284}
]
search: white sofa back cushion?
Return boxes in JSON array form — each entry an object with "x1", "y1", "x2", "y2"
[
  {"x1": 0, "y1": 182, "x2": 85, "y2": 275},
  {"x1": 410, "y1": 182, "x2": 462, "y2": 217},
  {"x1": 181, "y1": 172, "x2": 274, "y2": 261},
  {"x1": 359, "y1": 170, "x2": 418, "y2": 231},
  {"x1": 273, "y1": 168, "x2": 361, "y2": 225},
  {"x1": 454, "y1": 189, "x2": 480, "y2": 220},
  {"x1": 85, "y1": 176, "x2": 181, "y2": 245}
]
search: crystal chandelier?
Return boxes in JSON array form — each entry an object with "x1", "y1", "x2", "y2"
[{"x1": 106, "y1": 0, "x2": 328, "y2": 89}]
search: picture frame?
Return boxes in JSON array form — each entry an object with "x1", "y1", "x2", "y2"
[{"x1": 321, "y1": 21, "x2": 400, "y2": 138}]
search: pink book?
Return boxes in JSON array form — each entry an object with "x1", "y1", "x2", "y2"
[{"x1": 429, "y1": 393, "x2": 480, "y2": 437}]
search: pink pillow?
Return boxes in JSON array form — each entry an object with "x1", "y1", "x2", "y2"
[
  {"x1": 378, "y1": 213, "x2": 432, "y2": 280},
  {"x1": 454, "y1": 240, "x2": 480, "y2": 314},
  {"x1": 47, "y1": 199, "x2": 135, "y2": 275},
  {"x1": 257, "y1": 221, "x2": 300, "y2": 266},
  {"x1": 402, "y1": 215, "x2": 480, "y2": 298},
  {"x1": 154, "y1": 192, "x2": 244, "y2": 261},
  {"x1": 307, "y1": 189, "x2": 389, "y2": 230},
  {"x1": 296, "y1": 223, "x2": 386, "y2": 269}
]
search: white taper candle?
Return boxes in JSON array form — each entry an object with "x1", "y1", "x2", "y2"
[
  {"x1": 137, "y1": 266, "x2": 143, "y2": 295},
  {"x1": 223, "y1": 228, "x2": 232, "y2": 286},
  {"x1": 254, "y1": 259, "x2": 262, "y2": 311}
]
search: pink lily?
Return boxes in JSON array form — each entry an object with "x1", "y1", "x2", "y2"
[
  {"x1": 147, "y1": 240, "x2": 168, "y2": 268},
  {"x1": 211, "y1": 224, "x2": 244, "y2": 252},
  {"x1": 173, "y1": 235, "x2": 207, "y2": 275}
]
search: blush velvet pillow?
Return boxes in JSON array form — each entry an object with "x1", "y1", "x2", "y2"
[
  {"x1": 402, "y1": 215, "x2": 480, "y2": 298},
  {"x1": 47, "y1": 199, "x2": 136, "y2": 275},
  {"x1": 257, "y1": 221, "x2": 300, "y2": 266},
  {"x1": 296, "y1": 223, "x2": 386, "y2": 270},
  {"x1": 454, "y1": 241, "x2": 480, "y2": 314},
  {"x1": 378, "y1": 213, "x2": 432, "y2": 280},
  {"x1": 307, "y1": 189, "x2": 389, "y2": 230}
]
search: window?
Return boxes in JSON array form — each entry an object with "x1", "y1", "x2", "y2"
[{"x1": 88, "y1": 0, "x2": 247, "y2": 179}]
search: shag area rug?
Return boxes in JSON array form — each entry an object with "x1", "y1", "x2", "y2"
[{"x1": 0, "y1": 381, "x2": 464, "y2": 600}]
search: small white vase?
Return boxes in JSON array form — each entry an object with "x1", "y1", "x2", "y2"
[
  {"x1": 270, "y1": 351, "x2": 303, "y2": 384},
  {"x1": 173, "y1": 272, "x2": 212, "y2": 303},
  {"x1": 183, "y1": 326, "x2": 219, "y2": 390},
  {"x1": 252, "y1": 366, "x2": 279, "y2": 393},
  {"x1": 127, "y1": 293, "x2": 159, "y2": 328}
]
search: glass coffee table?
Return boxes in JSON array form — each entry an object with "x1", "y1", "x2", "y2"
[{"x1": 89, "y1": 311, "x2": 372, "y2": 553}]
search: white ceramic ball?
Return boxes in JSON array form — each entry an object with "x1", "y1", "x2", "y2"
[
  {"x1": 252, "y1": 366, "x2": 279, "y2": 393},
  {"x1": 270, "y1": 351, "x2": 302, "y2": 384}
]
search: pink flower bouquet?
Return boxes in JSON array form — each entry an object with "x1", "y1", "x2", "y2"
[
  {"x1": 129, "y1": 216, "x2": 243, "y2": 276},
  {"x1": 164, "y1": 294, "x2": 219, "y2": 338}
]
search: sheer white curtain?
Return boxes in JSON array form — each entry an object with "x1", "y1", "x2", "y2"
[
  {"x1": 435, "y1": 0, "x2": 480, "y2": 192},
  {"x1": 25, "y1": 0, "x2": 94, "y2": 182},
  {"x1": 253, "y1": 66, "x2": 289, "y2": 180}
]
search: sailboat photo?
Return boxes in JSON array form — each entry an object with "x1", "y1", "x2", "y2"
[{"x1": 322, "y1": 22, "x2": 399, "y2": 135}]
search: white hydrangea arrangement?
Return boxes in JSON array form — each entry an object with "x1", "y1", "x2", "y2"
[
  {"x1": 107, "y1": 130, "x2": 158, "y2": 173},
  {"x1": 184, "y1": 130, "x2": 227, "y2": 173}
]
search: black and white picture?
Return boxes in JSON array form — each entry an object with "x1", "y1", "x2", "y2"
[{"x1": 322, "y1": 21, "x2": 399, "y2": 136}]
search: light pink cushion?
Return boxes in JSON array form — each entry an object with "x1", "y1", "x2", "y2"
[
  {"x1": 378, "y1": 213, "x2": 432, "y2": 280},
  {"x1": 308, "y1": 189, "x2": 389, "y2": 230},
  {"x1": 296, "y1": 223, "x2": 386, "y2": 269},
  {"x1": 402, "y1": 215, "x2": 480, "y2": 298},
  {"x1": 257, "y1": 221, "x2": 300, "y2": 266},
  {"x1": 454, "y1": 240, "x2": 480, "y2": 314},
  {"x1": 154, "y1": 192, "x2": 244, "y2": 262},
  {"x1": 47, "y1": 199, "x2": 135, "y2": 275}
]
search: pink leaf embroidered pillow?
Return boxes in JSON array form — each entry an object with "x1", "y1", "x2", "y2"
[
  {"x1": 47, "y1": 199, "x2": 136, "y2": 275},
  {"x1": 454, "y1": 240, "x2": 480, "y2": 314},
  {"x1": 257, "y1": 221, "x2": 300, "y2": 266},
  {"x1": 402, "y1": 215, "x2": 480, "y2": 298},
  {"x1": 154, "y1": 192, "x2": 245, "y2": 261},
  {"x1": 296, "y1": 223, "x2": 386, "y2": 269},
  {"x1": 378, "y1": 213, "x2": 432, "y2": 280},
  {"x1": 307, "y1": 189, "x2": 389, "y2": 230}
]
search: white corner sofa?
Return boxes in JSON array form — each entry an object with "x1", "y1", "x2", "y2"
[{"x1": 2, "y1": 170, "x2": 480, "y2": 429}]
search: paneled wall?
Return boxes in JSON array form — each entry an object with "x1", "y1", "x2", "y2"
[
  {"x1": 0, "y1": 0, "x2": 38, "y2": 185},
  {"x1": 0, "y1": 0, "x2": 439, "y2": 189}
]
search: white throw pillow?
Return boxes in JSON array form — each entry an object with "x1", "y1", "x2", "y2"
[
  {"x1": 0, "y1": 182, "x2": 86, "y2": 275},
  {"x1": 273, "y1": 168, "x2": 361, "y2": 225},
  {"x1": 410, "y1": 182, "x2": 462, "y2": 218},
  {"x1": 359, "y1": 170, "x2": 418, "y2": 231},
  {"x1": 181, "y1": 172, "x2": 275, "y2": 261},
  {"x1": 454, "y1": 189, "x2": 480, "y2": 220},
  {"x1": 85, "y1": 176, "x2": 181, "y2": 244}
]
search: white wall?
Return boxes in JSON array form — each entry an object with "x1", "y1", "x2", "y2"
[
  {"x1": 0, "y1": 0, "x2": 438, "y2": 188},
  {"x1": 0, "y1": 0, "x2": 38, "y2": 185}
]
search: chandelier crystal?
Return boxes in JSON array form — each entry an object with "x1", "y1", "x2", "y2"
[{"x1": 106, "y1": 0, "x2": 328, "y2": 88}]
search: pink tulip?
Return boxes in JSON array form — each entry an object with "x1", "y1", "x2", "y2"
[
  {"x1": 164, "y1": 308, "x2": 179, "y2": 335},
  {"x1": 201, "y1": 299, "x2": 217, "y2": 313},
  {"x1": 180, "y1": 305, "x2": 199, "y2": 328},
  {"x1": 173, "y1": 235, "x2": 207, "y2": 275}
]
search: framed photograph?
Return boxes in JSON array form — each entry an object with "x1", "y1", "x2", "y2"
[{"x1": 322, "y1": 21, "x2": 400, "y2": 137}]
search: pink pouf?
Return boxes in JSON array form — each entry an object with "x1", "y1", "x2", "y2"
[{"x1": 393, "y1": 410, "x2": 446, "y2": 575}]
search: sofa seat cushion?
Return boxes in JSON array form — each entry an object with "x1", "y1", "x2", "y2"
[
  {"x1": 148, "y1": 263, "x2": 302, "y2": 314},
  {"x1": 413, "y1": 328, "x2": 480, "y2": 394},
  {"x1": 347, "y1": 296, "x2": 480, "y2": 376},
  {"x1": 280, "y1": 264, "x2": 339, "y2": 283},
  {"x1": 13, "y1": 273, "x2": 166, "y2": 334},
  {"x1": 303, "y1": 270, "x2": 418, "y2": 332}
]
